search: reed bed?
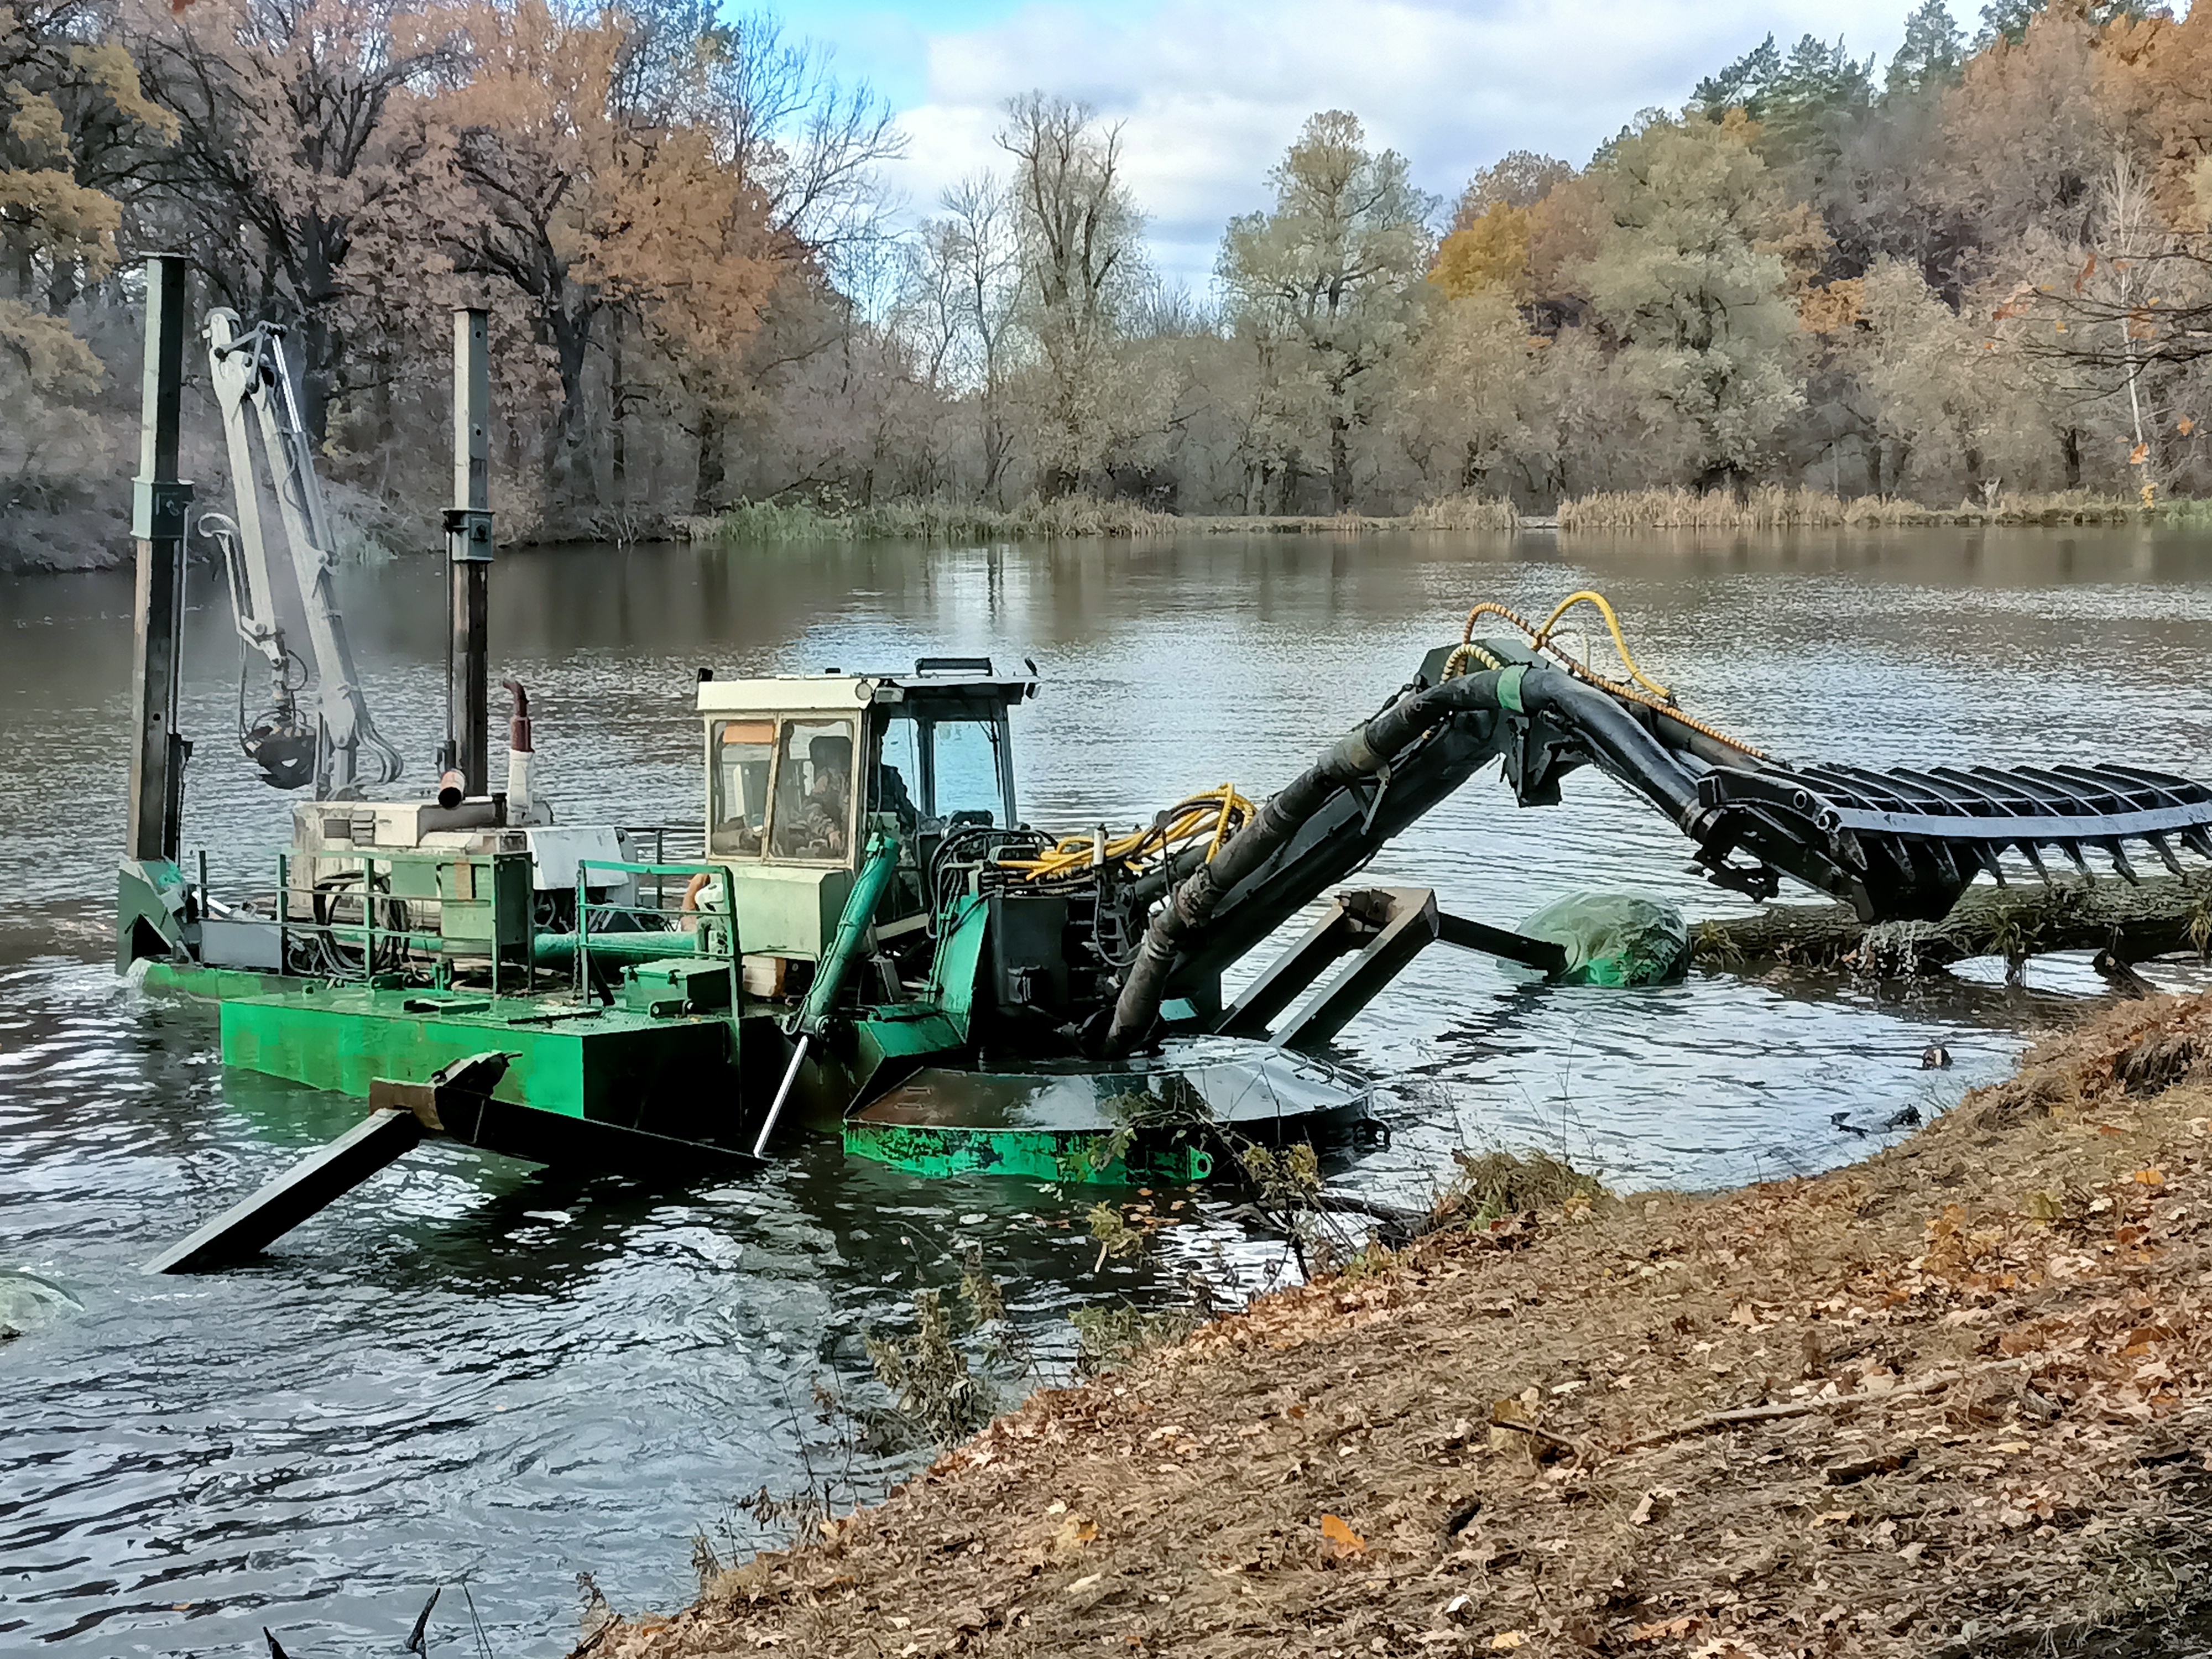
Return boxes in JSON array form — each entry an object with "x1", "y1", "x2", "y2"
[
  {"x1": 679, "y1": 493, "x2": 1522, "y2": 543},
  {"x1": 1556, "y1": 485, "x2": 2167, "y2": 530},
  {"x1": 1402, "y1": 491, "x2": 1521, "y2": 533},
  {"x1": 666, "y1": 487, "x2": 2208, "y2": 546}
]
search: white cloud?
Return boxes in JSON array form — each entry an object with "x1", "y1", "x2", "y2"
[{"x1": 878, "y1": 0, "x2": 1912, "y2": 294}]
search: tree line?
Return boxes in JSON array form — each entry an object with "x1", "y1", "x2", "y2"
[{"x1": 6, "y1": 0, "x2": 2212, "y2": 550}]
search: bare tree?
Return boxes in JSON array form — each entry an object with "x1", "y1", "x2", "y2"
[{"x1": 995, "y1": 93, "x2": 1149, "y2": 495}]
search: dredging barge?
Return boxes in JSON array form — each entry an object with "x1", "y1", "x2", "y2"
[{"x1": 114, "y1": 258, "x2": 2212, "y2": 1267}]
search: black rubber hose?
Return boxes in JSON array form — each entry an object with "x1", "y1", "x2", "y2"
[
  {"x1": 1519, "y1": 670, "x2": 1701, "y2": 824},
  {"x1": 1101, "y1": 670, "x2": 1506, "y2": 1057},
  {"x1": 1099, "y1": 665, "x2": 1705, "y2": 1057}
]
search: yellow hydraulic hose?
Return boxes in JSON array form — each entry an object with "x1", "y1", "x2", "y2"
[
  {"x1": 1530, "y1": 590, "x2": 1674, "y2": 702},
  {"x1": 1453, "y1": 591, "x2": 1772, "y2": 761},
  {"x1": 1008, "y1": 784, "x2": 1256, "y2": 884}
]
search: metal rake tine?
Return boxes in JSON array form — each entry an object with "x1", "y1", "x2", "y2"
[
  {"x1": 2146, "y1": 832, "x2": 2187, "y2": 877},
  {"x1": 2058, "y1": 839, "x2": 2094, "y2": 879},
  {"x1": 2018, "y1": 841, "x2": 2056, "y2": 885},
  {"x1": 1973, "y1": 843, "x2": 2009, "y2": 886},
  {"x1": 2103, "y1": 839, "x2": 2141, "y2": 884}
]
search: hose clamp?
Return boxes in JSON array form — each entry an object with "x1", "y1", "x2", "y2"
[{"x1": 1496, "y1": 663, "x2": 1528, "y2": 714}]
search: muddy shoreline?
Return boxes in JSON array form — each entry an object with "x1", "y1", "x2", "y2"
[{"x1": 587, "y1": 994, "x2": 2212, "y2": 1658}]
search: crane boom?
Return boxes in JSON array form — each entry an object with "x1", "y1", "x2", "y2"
[{"x1": 202, "y1": 308, "x2": 402, "y2": 798}]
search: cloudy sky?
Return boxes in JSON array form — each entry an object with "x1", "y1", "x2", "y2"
[{"x1": 794, "y1": 0, "x2": 1926, "y2": 295}]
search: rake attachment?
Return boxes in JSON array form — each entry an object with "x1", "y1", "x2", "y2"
[{"x1": 1688, "y1": 759, "x2": 2212, "y2": 922}]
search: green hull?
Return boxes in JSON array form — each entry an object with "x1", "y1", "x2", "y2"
[{"x1": 149, "y1": 962, "x2": 750, "y2": 1152}]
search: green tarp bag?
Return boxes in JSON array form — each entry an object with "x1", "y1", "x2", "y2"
[{"x1": 1515, "y1": 892, "x2": 1691, "y2": 987}]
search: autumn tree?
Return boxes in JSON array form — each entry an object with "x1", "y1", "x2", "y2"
[
  {"x1": 437, "y1": 0, "x2": 782, "y2": 504},
  {"x1": 1218, "y1": 110, "x2": 1433, "y2": 511},
  {"x1": 994, "y1": 92, "x2": 1155, "y2": 496},
  {"x1": 1394, "y1": 285, "x2": 1536, "y2": 498},
  {"x1": 1580, "y1": 111, "x2": 1807, "y2": 490},
  {"x1": 1849, "y1": 255, "x2": 2052, "y2": 495},
  {"x1": 127, "y1": 0, "x2": 460, "y2": 444},
  {"x1": 899, "y1": 173, "x2": 1020, "y2": 502},
  {"x1": 4, "y1": 0, "x2": 173, "y2": 487},
  {"x1": 1450, "y1": 151, "x2": 1571, "y2": 231}
]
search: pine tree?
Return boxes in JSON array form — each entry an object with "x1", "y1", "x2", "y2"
[{"x1": 1887, "y1": 2, "x2": 1966, "y2": 94}]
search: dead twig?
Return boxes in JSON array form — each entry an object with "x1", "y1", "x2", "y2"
[{"x1": 1610, "y1": 1359, "x2": 2026, "y2": 1455}]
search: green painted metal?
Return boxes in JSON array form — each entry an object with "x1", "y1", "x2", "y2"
[
  {"x1": 117, "y1": 858, "x2": 192, "y2": 970},
  {"x1": 141, "y1": 959, "x2": 296, "y2": 1002},
  {"x1": 794, "y1": 833, "x2": 899, "y2": 1035},
  {"x1": 217, "y1": 984, "x2": 740, "y2": 1132},
  {"x1": 925, "y1": 893, "x2": 989, "y2": 1030},
  {"x1": 842, "y1": 1118, "x2": 1214, "y2": 1184},
  {"x1": 722, "y1": 861, "x2": 854, "y2": 961},
  {"x1": 532, "y1": 927, "x2": 702, "y2": 968}
]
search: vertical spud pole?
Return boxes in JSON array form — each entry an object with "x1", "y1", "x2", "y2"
[
  {"x1": 127, "y1": 253, "x2": 194, "y2": 865},
  {"x1": 444, "y1": 307, "x2": 494, "y2": 798}
]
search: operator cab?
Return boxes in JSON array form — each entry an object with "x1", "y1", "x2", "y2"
[{"x1": 697, "y1": 658, "x2": 1037, "y2": 968}]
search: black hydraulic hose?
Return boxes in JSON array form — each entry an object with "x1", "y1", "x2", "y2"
[
  {"x1": 1102, "y1": 669, "x2": 1503, "y2": 1058},
  {"x1": 1099, "y1": 665, "x2": 1705, "y2": 1058},
  {"x1": 1520, "y1": 670, "x2": 1701, "y2": 824}
]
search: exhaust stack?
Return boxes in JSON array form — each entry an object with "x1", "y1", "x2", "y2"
[{"x1": 502, "y1": 679, "x2": 533, "y2": 818}]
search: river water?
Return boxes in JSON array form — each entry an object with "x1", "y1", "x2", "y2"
[{"x1": 4, "y1": 526, "x2": 2211, "y2": 1655}]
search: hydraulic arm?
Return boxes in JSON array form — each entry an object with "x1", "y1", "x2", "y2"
[
  {"x1": 200, "y1": 308, "x2": 401, "y2": 798},
  {"x1": 1093, "y1": 596, "x2": 2212, "y2": 1056}
]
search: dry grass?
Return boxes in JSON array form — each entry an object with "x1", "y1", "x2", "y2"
[
  {"x1": 1554, "y1": 486, "x2": 2177, "y2": 531},
  {"x1": 589, "y1": 993, "x2": 2212, "y2": 1659},
  {"x1": 1406, "y1": 493, "x2": 1521, "y2": 533},
  {"x1": 671, "y1": 493, "x2": 1525, "y2": 545}
]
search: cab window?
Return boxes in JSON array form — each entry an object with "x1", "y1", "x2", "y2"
[
  {"x1": 709, "y1": 719, "x2": 774, "y2": 857},
  {"x1": 768, "y1": 718, "x2": 857, "y2": 862},
  {"x1": 930, "y1": 718, "x2": 1004, "y2": 824},
  {"x1": 873, "y1": 717, "x2": 922, "y2": 832}
]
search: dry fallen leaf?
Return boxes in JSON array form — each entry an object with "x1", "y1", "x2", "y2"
[
  {"x1": 1490, "y1": 1634, "x2": 1525, "y2": 1652},
  {"x1": 1320, "y1": 1514, "x2": 1367, "y2": 1557},
  {"x1": 2133, "y1": 1168, "x2": 2166, "y2": 1186}
]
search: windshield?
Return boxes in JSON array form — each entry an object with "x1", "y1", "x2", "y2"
[
  {"x1": 872, "y1": 710, "x2": 1011, "y2": 826},
  {"x1": 930, "y1": 718, "x2": 1004, "y2": 823}
]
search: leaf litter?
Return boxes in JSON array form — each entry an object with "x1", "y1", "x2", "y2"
[{"x1": 586, "y1": 993, "x2": 2212, "y2": 1658}]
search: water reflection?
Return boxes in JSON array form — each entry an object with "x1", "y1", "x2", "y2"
[{"x1": 3, "y1": 525, "x2": 2210, "y2": 1653}]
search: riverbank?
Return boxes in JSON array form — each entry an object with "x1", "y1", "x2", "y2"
[
  {"x1": 1557, "y1": 486, "x2": 2212, "y2": 531},
  {"x1": 670, "y1": 487, "x2": 2212, "y2": 545},
  {"x1": 668, "y1": 493, "x2": 1524, "y2": 543},
  {"x1": 587, "y1": 992, "x2": 2212, "y2": 1658},
  {"x1": 14, "y1": 486, "x2": 2212, "y2": 572}
]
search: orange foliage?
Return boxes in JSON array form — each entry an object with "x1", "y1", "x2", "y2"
[
  {"x1": 1431, "y1": 204, "x2": 1531, "y2": 300},
  {"x1": 436, "y1": 0, "x2": 780, "y2": 380},
  {"x1": 2098, "y1": 7, "x2": 2212, "y2": 228},
  {"x1": 1798, "y1": 276, "x2": 1864, "y2": 335},
  {"x1": 1525, "y1": 175, "x2": 1607, "y2": 300}
]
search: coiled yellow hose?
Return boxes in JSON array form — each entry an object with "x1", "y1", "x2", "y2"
[
  {"x1": 1453, "y1": 591, "x2": 1772, "y2": 761},
  {"x1": 1008, "y1": 784, "x2": 1256, "y2": 884}
]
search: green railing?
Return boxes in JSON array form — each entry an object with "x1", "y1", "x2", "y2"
[
  {"x1": 270, "y1": 846, "x2": 536, "y2": 993},
  {"x1": 572, "y1": 858, "x2": 740, "y2": 1013}
]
